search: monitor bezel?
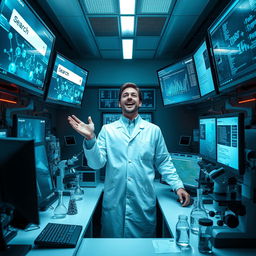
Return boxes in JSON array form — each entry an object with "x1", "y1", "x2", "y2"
[
  {"x1": 0, "y1": 0, "x2": 56, "y2": 96},
  {"x1": 157, "y1": 55, "x2": 201, "y2": 107},
  {"x1": 45, "y1": 52, "x2": 89, "y2": 108},
  {"x1": 207, "y1": 0, "x2": 256, "y2": 93},
  {"x1": 192, "y1": 38, "x2": 218, "y2": 98}
]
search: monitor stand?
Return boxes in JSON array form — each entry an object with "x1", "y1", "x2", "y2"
[
  {"x1": 1, "y1": 225, "x2": 31, "y2": 256},
  {"x1": 0, "y1": 245, "x2": 32, "y2": 256}
]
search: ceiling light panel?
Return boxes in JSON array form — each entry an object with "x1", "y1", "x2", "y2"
[
  {"x1": 122, "y1": 39, "x2": 133, "y2": 59},
  {"x1": 138, "y1": 0, "x2": 173, "y2": 14},
  {"x1": 121, "y1": 16, "x2": 135, "y2": 36},
  {"x1": 83, "y1": 0, "x2": 118, "y2": 14},
  {"x1": 119, "y1": 0, "x2": 136, "y2": 15}
]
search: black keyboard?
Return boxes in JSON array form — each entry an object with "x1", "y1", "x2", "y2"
[{"x1": 34, "y1": 223, "x2": 82, "y2": 248}]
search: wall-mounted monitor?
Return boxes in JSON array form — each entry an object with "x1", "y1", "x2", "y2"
[
  {"x1": 13, "y1": 115, "x2": 46, "y2": 143},
  {"x1": 0, "y1": 0, "x2": 55, "y2": 95},
  {"x1": 208, "y1": 0, "x2": 256, "y2": 92},
  {"x1": 64, "y1": 135, "x2": 76, "y2": 146},
  {"x1": 157, "y1": 56, "x2": 201, "y2": 106},
  {"x1": 193, "y1": 40, "x2": 216, "y2": 97},
  {"x1": 199, "y1": 116, "x2": 217, "y2": 162},
  {"x1": 46, "y1": 53, "x2": 89, "y2": 107},
  {"x1": 216, "y1": 113, "x2": 244, "y2": 174},
  {"x1": 179, "y1": 135, "x2": 191, "y2": 146}
]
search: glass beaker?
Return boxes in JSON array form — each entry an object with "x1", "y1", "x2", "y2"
[
  {"x1": 53, "y1": 190, "x2": 67, "y2": 219},
  {"x1": 176, "y1": 215, "x2": 190, "y2": 247},
  {"x1": 74, "y1": 173, "x2": 84, "y2": 201},
  {"x1": 190, "y1": 188, "x2": 208, "y2": 234},
  {"x1": 198, "y1": 218, "x2": 213, "y2": 254}
]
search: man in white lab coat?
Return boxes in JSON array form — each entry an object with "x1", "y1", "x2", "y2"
[{"x1": 68, "y1": 82, "x2": 190, "y2": 238}]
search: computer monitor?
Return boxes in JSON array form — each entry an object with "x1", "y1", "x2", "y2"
[
  {"x1": 179, "y1": 136, "x2": 191, "y2": 146},
  {"x1": 157, "y1": 56, "x2": 201, "y2": 106},
  {"x1": 216, "y1": 113, "x2": 244, "y2": 174},
  {"x1": 0, "y1": 138, "x2": 39, "y2": 229},
  {"x1": 193, "y1": 40, "x2": 216, "y2": 97},
  {"x1": 46, "y1": 53, "x2": 89, "y2": 107},
  {"x1": 34, "y1": 144, "x2": 57, "y2": 211},
  {"x1": 0, "y1": 0, "x2": 55, "y2": 95},
  {"x1": 199, "y1": 116, "x2": 217, "y2": 162},
  {"x1": 64, "y1": 135, "x2": 76, "y2": 146},
  {"x1": 170, "y1": 153, "x2": 201, "y2": 193},
  {"x1": 208, "y1": 0, "x2": 256, "y2": 92},
  {"x1": 13, "y1": 115, "x2": 46, "y2": 143}
]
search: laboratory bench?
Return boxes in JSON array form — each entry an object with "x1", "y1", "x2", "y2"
[{"x1": 8, "y1": 182, "x2": 256, "y2": 256}]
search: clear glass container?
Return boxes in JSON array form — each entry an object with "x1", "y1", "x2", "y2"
[
  {"x1": 190, "y1": 188, "x2": 208, "y2": 234},
  {"x1": 198, "y1": 218, "x2": 213, "y2": 254},
  {"x1": 67, "y1": 190, "x2": 78, "y2": 215},
  {"x1": 176, "y1": 214, "x2": 190, "y2": 247},
  {"x1": 74, "y1": 173, "x2": 84, "y2": 201},
  {"x1": 53, "y1": 190, "x2": 67, "y2": 219}
]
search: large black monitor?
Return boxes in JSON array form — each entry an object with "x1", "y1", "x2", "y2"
[
  {"x1": 0, "y1": 138, "x2": 39, "y2": 229},
  {"x1": 46, "y1": 53, "x2": 89, "y2": 107},
  {"x1": 13, "y1": 114, "x2": 46, "y2": 143},
  {"x1": 0, "y1": 0, "x2": 55, "y2": 95},
  {"x1": 208, "y1": 0, "x2": 256, "y2": 92},
  {"x1": 193, "y1": 40, "x2": 216, "y2": 97},
  {"x1": 216, "y1": 113, "x2": 244, "y2": 174},
  {"x1": 199, "y1": 116, "x2": 217, "y2": 162},
  {"x1": 157, "y1": 56, "x2": 201, "y2": 106}
]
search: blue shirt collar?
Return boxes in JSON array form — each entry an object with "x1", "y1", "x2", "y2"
[{"x1": 120, "y1": 114, "x2": 140, "y2": 128}]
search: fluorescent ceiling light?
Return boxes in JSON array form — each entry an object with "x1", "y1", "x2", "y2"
[
  {"x1": 122, "y1": 39, "x2": 133, "y2": 59},
  {"x1": 119, "y1": 0, "x2": 136, "y2": 14},
  {"x1": 121, "y1": 16, "x2": 134, "y2": 36}
]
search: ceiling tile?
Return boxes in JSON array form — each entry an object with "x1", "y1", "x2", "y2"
[
  {"x1": 101, "y1": 50, "x2": 122, "y2": 59},
  {"x1": 138, "y1": 0, "x2": 173, "y2": 14},
  {"x1": 134, "y1": 50, "x2": 155, "y2": 59},
  {"x1": 173, "y1": 0, "x2": 211, "y2": 15},
  {"x1": 89, "y1": 17, "x2": 119, "y2": 36},
  {"x1": 136, "y1": 17, "x2": 166, "y2": 36},
  {"x1": 96, "y1": 37, "x2": 121, "y2": 50},
  {"x1": 82, "y1": 0, "x2": 118, "y2": 14},
  {"x1": 135, "y1": 37, "x2": 160, "y2": 50}
]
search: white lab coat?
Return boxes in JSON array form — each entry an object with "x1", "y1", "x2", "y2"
[{"x1": 83, "y1": 115, "x2": 183, "y2": 238}]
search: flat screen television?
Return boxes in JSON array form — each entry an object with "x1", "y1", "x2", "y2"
[
  {"x1": 193, "y1": 40, "x2": 216, "y2": 97},
  {"x1": 208, "y1": 0, "x2": 256, "y2": 92},
  {"x1": 199, "y1": 116, "x2": 217, "y2": 162},
  {"x1": 0, "y1": 0, "x2": 55, "y2": 95},
  {"x1": 46, "y1": 53, "x2": 89, "y2": 107},
  {"x1": 216, "y1": 113, "x2": 244, "y2": 174},
  {"x1": 157, "y1": 56, "x2": 201, "y2": 106}
]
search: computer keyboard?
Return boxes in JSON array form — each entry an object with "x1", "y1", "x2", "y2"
[{"x1": 34, "y1": 223, "x2": 82, "y2": 248}]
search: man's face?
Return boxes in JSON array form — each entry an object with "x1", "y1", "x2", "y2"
[{"x1": 119, "y1": 87, "x2": 142, "y2": 114}]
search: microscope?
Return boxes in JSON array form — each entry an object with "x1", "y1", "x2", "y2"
[
  {"x1": 199, "y1": 147, "x2": 256, "y2": 248},
  {"x1": 55, "y1": 151, "x2": 83, "y2": 194}
]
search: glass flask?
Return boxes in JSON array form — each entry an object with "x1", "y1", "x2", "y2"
[
  {"x1": 176, "y1": 215, "x2": 190, "y2": 247},
  {"x1": 198, "y1": 218, "x2": 213, "y2": 254},
  {"x1": 53, "y1": 190, "x2": 67, "y2": 219},
  {"x1": 74, "y1": 173, "x2": 84, "y2": 201},
  {"x1": 67, "y1": 190, "x2": 78, "y2": 215},
  {"x1": 190, "y1": 188, "x2": 208, "y2": 234}
]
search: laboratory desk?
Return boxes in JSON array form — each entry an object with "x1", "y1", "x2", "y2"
[
  {"x1": 8, "y1": 182, "x2": 256, "y2": 256},
  {"x1": 9, "y1": 184, "x2": 104, "y2": 256}
]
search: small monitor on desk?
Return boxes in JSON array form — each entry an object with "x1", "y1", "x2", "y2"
[
  {"x1": 170, "y1": 153, "x2": 201, "y2": 194},
  {"x1": 179, "y1": 136, "x2": 191, "y2": 146}
]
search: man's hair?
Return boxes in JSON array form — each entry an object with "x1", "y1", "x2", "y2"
[{"x1": 118, "y1": 82, "x2": 143, "y2": 102}]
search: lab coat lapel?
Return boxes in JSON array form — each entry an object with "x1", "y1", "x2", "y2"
[
  {"x1": 115, "y1": 119, "x2": 130, "y2": 139},
  {"x1": 130, "y1": 120, "x2": 145, "y2": 141}
]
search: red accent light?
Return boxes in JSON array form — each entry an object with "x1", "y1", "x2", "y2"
[
  {"x1": 0, "y1": 98, "x2": 17, "y2": 104},
  {"x1": 238, "y1": 98, "x2": 256, "y2": 104}
]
